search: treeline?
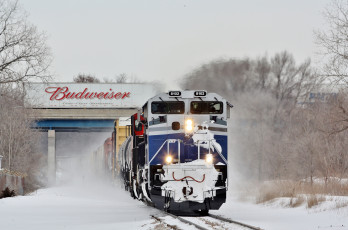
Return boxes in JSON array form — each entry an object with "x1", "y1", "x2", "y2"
[
  {"x1": 0, "y1": 86, "x2": 45, "y2": 192},
  {"x1": 73, "y1": 73, "x2": 141, "y2": 83},
  {"x1": 0, "y1": 0, "x2": 50, "y2": 192},
  {"x1": 181, "y1": 51, "x2": 348, "y2": 184},
  {"x1": 72, "y1": 73, "x2": 164, "y2": 93}
]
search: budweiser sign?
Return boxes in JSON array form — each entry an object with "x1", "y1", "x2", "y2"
[
  {"x1": 45, "y1": 87, "x2": 131, "y2": 101},
  {"x1": 24, "y1": 83, "x2": 157, "y2": 108}
]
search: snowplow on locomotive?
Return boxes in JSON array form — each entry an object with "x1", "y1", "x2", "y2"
[{"x1": 118, "y1": 90, "x2": 232, "y2": 213}]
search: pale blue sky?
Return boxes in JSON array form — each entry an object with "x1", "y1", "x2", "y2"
[{"x1": 21, "y1": 0, "x2": 328, "y2": 89}]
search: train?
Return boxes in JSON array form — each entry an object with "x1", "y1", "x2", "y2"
[
  {"x1": 90, "y1": 137, "x2": 113, "y2": 178},
  {"x1": 118, "y1": 90, "x2": 232, "y2": 213}
]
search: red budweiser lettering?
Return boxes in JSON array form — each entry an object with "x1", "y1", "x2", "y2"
[{"x1": 45, "y1": 87, "x2": 131, "y2": 101}]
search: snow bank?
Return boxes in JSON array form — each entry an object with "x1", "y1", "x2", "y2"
[{"x1": 212, "y1": 193, "x2": 348, "y2": 230}]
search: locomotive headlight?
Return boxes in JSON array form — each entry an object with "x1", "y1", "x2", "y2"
[
  {"x1": 165, "y1": 155, "x2": 173, "y2": 164},
  {"x1": 185, "y1": 119, "x2": 193, "y2": 132},
  {"x1": 205, "y1": 153, "x2": 213, "y2": 164}
]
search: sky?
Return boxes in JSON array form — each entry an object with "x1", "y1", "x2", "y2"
[{"x1": 21, "y1": 0, "x2": 328, "y2": 90}]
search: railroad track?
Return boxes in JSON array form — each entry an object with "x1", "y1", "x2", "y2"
[
  {"x1": 207, "y1": 214, "x2": 263, "y2": 230},
  {"x1": 151, "y1": 211, "x2": 263, "y2": 230}
]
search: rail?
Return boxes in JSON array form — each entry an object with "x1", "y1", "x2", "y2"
[
  {"x1": 152, "y1": 209, "x2": 264, "y2": 230},
  {"x1": 208, "y1": 213, "x2": 263, "y2": 230}
]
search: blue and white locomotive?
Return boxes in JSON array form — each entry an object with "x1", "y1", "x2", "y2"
[{"x1": 118, "y1": 90, "x2": 232, "y2": 213}]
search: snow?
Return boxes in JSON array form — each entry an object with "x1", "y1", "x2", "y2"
[
  {"x1": 212, "y1": 194, "x2": 348, "y2": 230},
  {"x1": 192, "y1": 123, "x2": 222, "y2": 155},
  {"x1": 143, "y1": 215, "x2": 197, "y2": 230},
  {"x1": 0, "y1": 182, "x2": 161, "y2": 230},
  {"x1": 182, "y1": 216, "x2": 250, "y2": 230}
]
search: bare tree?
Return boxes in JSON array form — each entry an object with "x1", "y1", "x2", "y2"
[
  {"x1": 181, "y1": 58, "x2": 253, "y2": 98},
  {"x1": 269, "y1": 51, "x2": 321, "y2": 104},
  {"x1": 316, "y1": 0, "x2": 348, "y2": 84},
  {"x1": 318, "y1": 90, "x2": 348, "y2": 134},
  {"x1": 103, "y1": 73, "x2": 153, "y2": 85},
  {"x1": 103, "y1": 73, "x2": 132, "y2": 83},
  {"x1": 181, "y1": 52, "x2": 320, "y2": 105},
  {"x1": 0, "y1": 86, "x2": 44, "y2": 191},
  {"x1": 103, "y1": 73, "x2": 128, "y2": 83},
  {"x1": 115, "y1": 73, "x2": 128, "y2": 83},
  {"x1": 332, "y1": 91, "x2": 348, "y2": 133},
  {"x1": 270, "y1": 51, "x2": 298, "y2": 100},
  {"x1": 255, "y1": 56, "x2": 271, "y2": 90},
  {"x1": 0, "y1": 0, "x2": 51, "y2": 85},
  {"x1": 73, "y1": 73, "x2": 100, "y2": 83},
  {"x1": 315, "y1": 0, "x2": 348, "y2": 137}
]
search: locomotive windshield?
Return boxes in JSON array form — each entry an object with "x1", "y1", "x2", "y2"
[
  {"x1": 190, "y1": 101, "x2": 223, "y2": 114},
  {"x1": 151, "y1": 101, "x2": 185, "y2": 114}
]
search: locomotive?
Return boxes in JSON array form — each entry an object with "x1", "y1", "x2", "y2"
[{"x1": 118, "y1": 90, "x2": 232, "y2": 213}]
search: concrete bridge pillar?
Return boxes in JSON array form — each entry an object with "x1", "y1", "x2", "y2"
[{"x1": 48, "y1": 130, "x2": 56, "y2": 185}]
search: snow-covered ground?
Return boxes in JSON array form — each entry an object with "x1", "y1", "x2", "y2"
[
  {"x1": 0, "y1": 183, "x2": 161, "y2": 230},
  {"x1": 1, "y1": 180, "x2": 348, "y2": 230},
  {"x1": 212, "y1": 195, "x2": 348, "y2": 230}
]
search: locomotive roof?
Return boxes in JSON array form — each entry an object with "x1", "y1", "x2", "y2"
[
  {"x1": 142, "y1": 90, "x2": 233, "y2": 109},
  {"x1": 149, "y1": 90, "x2": 225, "y2": 101}
]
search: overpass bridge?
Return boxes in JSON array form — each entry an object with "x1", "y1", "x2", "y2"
[{"x1": 25, "y1": 82, "x2": 157, "y2": 185}]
